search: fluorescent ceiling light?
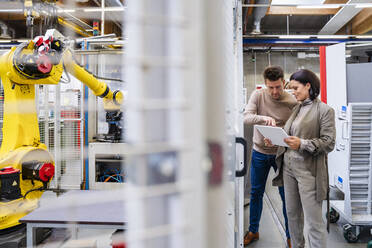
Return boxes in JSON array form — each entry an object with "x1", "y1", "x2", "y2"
[
  {"x1": 0, "y1": 39, "x2": 31, "y2": 43},
  {"x1": 297, "y1": 4, "x2": 340, "y2": 8},
  {"x1": 0, "y1": 9, "x2": 23, "y2": 13},
  {"x1": 83, "y1": 7, "x2": 125, "y2": 12},
  {"x1": 272, "y1": 0, "x2": 324, "y2": 5},
  {"x1": 58, "y1": 9, "x2": 76, "y2": 13},
  {"x1": 276, "y1": 40, "x2": 307, "y2": 44},
  {"x1": 317, "y1": 35, "x2": 349, "y2": 39},
  {"x1": 355, "y1": 35, "x2": 372, "y2": 39},
  {"x1": 354, "y1": 3, "x2": 372, "y2": 8},
  {"x1": 83, "y1": 8, "x2": 102, "y2": 12},
  {"x1": 278, "y1": 35, "x2": 311, "y2": 39}
]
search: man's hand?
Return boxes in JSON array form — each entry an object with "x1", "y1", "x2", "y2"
[
  {"x1": 284, "y1": 136, "x2": 301, "y2": 150},
  {"x1": 263, "y1": 138, "x2": 274, "y2": 147},
  {"x1": 264, "y1": 116, "x2": 276, "y2": 126}
]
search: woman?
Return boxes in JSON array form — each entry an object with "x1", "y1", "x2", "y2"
[{"x1": 272, "y1": 69, "x2": 336, "y2": 248}]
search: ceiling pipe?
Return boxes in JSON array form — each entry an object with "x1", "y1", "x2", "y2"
[
  {"x1": 101, "y1": 0, "x2": 105, "y2": 34},
  {"x1": 57, "y1": 17, "x2": 91, "y2": 37},
  {"x1": 92, "y1": 0, "x2": 123, "y2": 29},
  {"x1": 251, "y1": 0, "x2": 269, "y2": 34},
  {"x1": 106, "y1": 0, "x2": 124, "y2": 7},
  {"x1": 0, "y1": 21, "x2": 11, "y2": 39},
  {"x1": 244, "y1": 47, "x2": 321, "y2": 52},
  {"x1": 8, "y1": 27, "x2": 15, "y2": 39},
  {"x1": 242, "y1": 0, "x2": 250, "y2": 34}
]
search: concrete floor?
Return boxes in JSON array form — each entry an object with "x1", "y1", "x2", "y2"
[
  {"x1": 244, "y1": 169, "x2": 370, "y2": 248},
  {"x1": 35, "y1": 174, "x2": 372, "y2": 248},
  {"x1": 244, "y1": 198, "x2": 286, "y2": 248}
]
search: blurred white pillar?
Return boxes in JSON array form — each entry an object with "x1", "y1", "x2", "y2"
[{"x1": 125, "y1": 0, "x2": 207, "y2": 248}]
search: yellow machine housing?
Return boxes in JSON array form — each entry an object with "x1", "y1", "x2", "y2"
[{"x1": 0, "y1": 39, "x2": 122, "y2": 230}]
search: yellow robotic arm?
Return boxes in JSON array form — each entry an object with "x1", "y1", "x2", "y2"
[
  {"x1": 62, "y1": 49, "x2": 123, "y2": 110},
  {"x1": 0, "y1": 33, "x2": 122, "y2": 230}
]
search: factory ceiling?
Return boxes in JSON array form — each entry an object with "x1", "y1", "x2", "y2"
[
  {"x1": 0, "y1": 0, "x2": 124, "y2": 42},
  {"x1": 1, "y1": 0, "x2": 372, "y2": 43},
  {"x1": 243, "y1": 0, "x2": 372, "y2": 36}
]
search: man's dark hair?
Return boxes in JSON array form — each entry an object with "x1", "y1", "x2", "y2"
[
  {"x1": 290, "y1": 69, "x2": 320, "y2": 100},
  {"x1": 263, "y1": 66, "x2": 284, "y2": 82}
]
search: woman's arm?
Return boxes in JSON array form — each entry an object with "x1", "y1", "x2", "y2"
[{"x1": 300, "y1": 107, "x2": 336, "y2": 155}]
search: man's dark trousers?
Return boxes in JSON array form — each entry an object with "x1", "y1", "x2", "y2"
[{"x1": 248, "y1": 149, "x2": 290, "y2": 238}]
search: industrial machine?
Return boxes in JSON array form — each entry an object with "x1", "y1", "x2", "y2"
[
  {"x1": 0, "y1": 29, "x2": 122, "y2": 233},
  {"x1": 326, "y1": 43, "x2": 372, "y2": 243},
  {"x1": 95, "y1": 110, "x2": 123, "y2": 142},
  {"x1": 88, "y1": 142, "x2": 127, "y2": 190}
]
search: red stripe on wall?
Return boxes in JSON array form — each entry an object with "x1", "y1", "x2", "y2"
[{"x1": 319, "y1": 46, "x2": 327, "y2": 103}]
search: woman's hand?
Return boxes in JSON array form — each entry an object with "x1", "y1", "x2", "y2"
[
  {"x1": 264, "y1": 138, "x2": 274, "y2": 147},
  {"x1": 284, "y1": 136, "x2": 301, "y2": 150}
]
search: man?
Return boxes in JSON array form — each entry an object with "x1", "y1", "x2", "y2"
[{"x1": 244, "y1": 66, "x2": 297, "y2": 247}]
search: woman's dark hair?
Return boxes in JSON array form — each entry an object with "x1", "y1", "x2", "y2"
[
  {"x1": 263, "y1": 66, "x2": 284, "y2": 82},
  {"x1": 289, "y1": 69, "x2": 320, "y2": 100}
]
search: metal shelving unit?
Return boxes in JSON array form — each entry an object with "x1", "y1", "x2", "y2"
[
  {"x1": 326, "y1": 42, "x2": 372, "y2": 243},
  {"x1": 330, "y1": 103, "x2": 372, "y2": 242}
]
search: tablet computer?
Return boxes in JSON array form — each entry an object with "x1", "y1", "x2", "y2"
[{"x1": 255, "y1": 125, "x2": 289, "y2": 147}]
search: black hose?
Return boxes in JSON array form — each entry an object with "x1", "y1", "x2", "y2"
[
  {"x1": 67, "y1": 48, "x2": 125, "y2": 83},
  {"x1": 23, "y1": 187, "x2": 67, "y2": 199},
  {"x1": 23, "y1": 187, "x2": 43, "y2": 199},
  {"x1": 90, "y1": 74, "x2": 125, "y2": 83}
]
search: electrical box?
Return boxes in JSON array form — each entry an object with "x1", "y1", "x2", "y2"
[{"x1": 88, "y1": 143, "x2": 127, "y2": 190}]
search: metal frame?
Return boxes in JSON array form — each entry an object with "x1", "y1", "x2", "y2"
[
  {"x1": 334, "y1": 103, "x2": 372, "y2": 225},
  {"x1": 26, "y1": 222, "x2": 125, "y2": 247},
  {"x1": 125, "y1": 0, "x2": 208, "y2": 247},
  {"x1": 318, "y1": 42, "x2": 372, "y2": 243},
  {"x1": 233, "y1": 1, "x2": 245, "y2": 246},
  {"x1": 88, "y1": 142, "x2": 127, "y2": 190},
  {"x1": 330, "y1": 102, "x2": 372, "y2": 242},
  {"x1": 36, "y1": 77, "x2": 85, "y2": 190},
  {"x1": 82, "y1": 40, "x2": 90, "y2": 189}
]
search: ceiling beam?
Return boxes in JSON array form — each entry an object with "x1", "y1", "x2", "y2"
[
  {"x1": 323, "y1": 0, "x2": 348, "y2": 3},
  {"x1": 266, "y1": 0, "x2": 272, "y2": 15},
  {"x1": 247, "y1": 0, "x2": 255, "y2": 15},
  {"x1": 58, "y1": 17, "x2": 91, "y2": 37},
  {"x1": 350, "y1": 8, "x2": 372, "y2": 34},
  {"x1": 243, "y1": 0, "x2": 253, "y2": 34},
  {"x1": 0, "y1": 13, "x2": 24, "y2": 21},
  {"x1": 318, "y1": 0, "x2": 372, "y2": 34},
  {"x1": 323, "y1": 0, "x2": 348, "y2": 26},
  {"x1": 267, "y1": 6, "x2": 339, "y2": 15}
]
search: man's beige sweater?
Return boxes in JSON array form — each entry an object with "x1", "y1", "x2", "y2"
[{"x1": 244, "y1": 89, "x2": 297, "y2": 155}]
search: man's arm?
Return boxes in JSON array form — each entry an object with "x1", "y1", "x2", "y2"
[{"x1": 243, "y1": 90, "x2": 276, "y2": 126}]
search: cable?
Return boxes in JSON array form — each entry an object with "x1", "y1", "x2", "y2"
[
  {"x1": 23, "y1": 187, "x2": 43, "y2": 199},
  {"x1": 103, "y1": 173, "x2": 124, "y2": 182},
  {"x1": 23, "y1": 187, "x2": 67, "y2": 199},
  {"x1": 104, "y1": 175, "x2": 117, "y2": 182},
  {"x1": 82, "y1": 67, "x2": 125, "y2": 82},
  {"x1": 89, "y1": 74, "x2": 125, "y2": 83},
  {"x1": 67, "y1": 48, "x2": 125, "y2": 83},
  {"x1": 59, "y1": 62, "x2": 71, "y2": 84}
]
